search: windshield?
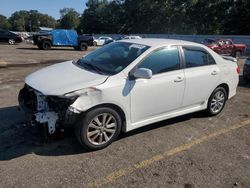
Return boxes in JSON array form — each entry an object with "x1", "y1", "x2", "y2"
[{"x1": 76, "y1": 42, "x2": 150, "y2": 75}]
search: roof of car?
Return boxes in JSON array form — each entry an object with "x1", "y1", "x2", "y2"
[{"x1": 120, "y1": 38, "x2": 203, "y2": 48}]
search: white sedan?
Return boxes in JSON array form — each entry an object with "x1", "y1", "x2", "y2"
[
  {"x1": 19, "y1": 39, "x2": 239, "y2": 150},
  {"x1": 123, "y1": 35, "x2": 142, "y2": 39},
  {"x1": 93, "y1": 36, "x2": 113, "y2": 46}
]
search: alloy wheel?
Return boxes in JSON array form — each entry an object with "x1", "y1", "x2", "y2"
[
  {"x1": 210, "y1": 90, "x2": 225, "y2": 114},
  {"x1": 87, "y1": 113, "x2": 117, "y2": 145},
  {"x1": 8, "y1": 39, "x2": 15, "y2": 45}
]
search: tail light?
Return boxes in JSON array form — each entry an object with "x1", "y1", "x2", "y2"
[{"x1": 236, "y1": 66, "x2": 240, "y2": 74}]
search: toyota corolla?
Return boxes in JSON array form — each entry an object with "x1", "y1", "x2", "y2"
[{"x1": 19, "y1": 39, "x2": 239, "y2": 150}]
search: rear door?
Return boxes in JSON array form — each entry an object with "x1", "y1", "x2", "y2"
[{"x1": 181, "y1": 46, "x2": 220, "y2": 108}]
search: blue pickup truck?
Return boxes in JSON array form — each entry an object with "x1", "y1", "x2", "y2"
[{"x1": 33, "y1": 29, "x2": 94, "y2": 51}]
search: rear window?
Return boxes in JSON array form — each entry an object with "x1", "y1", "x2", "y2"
[{"x1": 183, "y1": 46, "x2": 216, "y2": 68}]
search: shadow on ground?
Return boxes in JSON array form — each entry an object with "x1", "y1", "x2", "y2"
[
  {"x1": 16, "y1": 47, "x2": 79, "y2": 51},
  {"x1": 0, "y1": 105, "x2": 209, "y2": 161}
]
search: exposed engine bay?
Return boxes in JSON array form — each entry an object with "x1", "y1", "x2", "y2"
[{"x1": 18, "y1": 84, "x2": 78, "y2": 134}]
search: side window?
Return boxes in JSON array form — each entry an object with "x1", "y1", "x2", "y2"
[
  {"x1": 183, "y1": 47, "x2": 215, "y2": 68},
  {"x1": 138, "y1": 47, "x2": 180, "y2": 75},
  {"x1": 225, "y1": 40, "x2": 232, "y2": 45}
]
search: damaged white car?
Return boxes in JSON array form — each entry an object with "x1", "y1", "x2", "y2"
[{"x1": 19, "y1": 39, "x2": 239, "y2": 150}]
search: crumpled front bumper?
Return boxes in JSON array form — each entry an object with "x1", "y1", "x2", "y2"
[{"x1": 18, "y1": 84, "x2": 79, "y2": 134}]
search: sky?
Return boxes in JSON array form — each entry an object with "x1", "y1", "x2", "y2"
[{"x1": 0, "y1": 0, "x2": 87, "y2": 19}]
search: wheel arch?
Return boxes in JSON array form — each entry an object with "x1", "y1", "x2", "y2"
[{"x1": 215, "y1": 83, "x2": 229, "y2": 99}]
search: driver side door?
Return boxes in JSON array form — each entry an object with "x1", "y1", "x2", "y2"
[{"x1": 129, "y1": 46, "x2": 185, "y2": 124}]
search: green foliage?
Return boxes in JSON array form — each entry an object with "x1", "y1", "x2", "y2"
[
  {"x1": 59, "y1": 8, "x2": 80, "y2": 29},
  {"x1": 0, "y1": 15, "x2": 11, "y2": 30},
  {"x1": 8, "y1": 10, "x2": 56, "y2": 31},
  {"x1": 2, "y1": 0, "x2": 250, "y2": 34},
  {"x1": 78, "y1": 0, "x2": 250, "y2": 35}
]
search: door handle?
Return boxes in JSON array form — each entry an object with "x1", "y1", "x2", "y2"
[
  {"x1": 174, "y1": 76, "x2": 184, "y2": 82},
  {"x1": 211, "y1": 70, "x2": 218, "y2": 75}
]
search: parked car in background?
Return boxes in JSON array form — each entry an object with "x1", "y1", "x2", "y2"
[
  {"x1": 19, "y1": 39, "x2": 239, "y2": 150},
  {"x1": 33, "y1": 29, "x2": 94, "y2": 51},
  {"x1": 94, "y1": 36, "x2": 113, "y2": 46},
  {"x1": 203, "y1": 38, "x2": 246, "y2": 58},
  {"x1": 243, "y1": 58, "x2": 250, "y2": 82},
  {"x1": 123, "y1": 35, "x2": 142, "y2": 39},
  {"x1": 0, "y1": 30, "x2": 23, "y2": 45}
]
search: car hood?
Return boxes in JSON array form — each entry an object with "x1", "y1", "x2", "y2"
[{"x1": 25, "y1": 61, "x2": 108, "y2": 96}]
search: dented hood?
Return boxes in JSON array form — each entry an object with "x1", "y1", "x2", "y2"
[{"x1": 25, "y1": 61, "x2": 108, "y2": 95}]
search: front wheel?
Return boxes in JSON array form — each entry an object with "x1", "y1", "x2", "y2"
[
  {"x1": 8, "y1": 39, "x2": 15, "y2": 45},
  {"x1": 206, "y1": 87, "x2": 227, "y2": 116},
  {"x1": 75, "y1": 107, "x2": 122, "y2": 150},
  {"x1": 78, "y1": 43, "x2": 88, "y2": 51},
  {"x1": 41, "y1": 40, "x2": 52, "y2": 50}
]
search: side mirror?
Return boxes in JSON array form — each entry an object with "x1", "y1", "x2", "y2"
[{"x1": 133, "y1": 68, "x2": 152, "y2": 79}]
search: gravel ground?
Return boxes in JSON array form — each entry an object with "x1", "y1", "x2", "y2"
[{"x1": 0, "y1": 43, "x2": 250, "y2": 188}]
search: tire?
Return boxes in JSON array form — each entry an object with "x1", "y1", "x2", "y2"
[
  {"x1": 41, "y1": 40, "x2": 52, "y2": 50},
  {"x1": 75, "y1": 107, "x2": 122, "y2": 150},
  {"x1": 93, "y1": 41, "x2": 97, "y2": 46},
  {"x1": 206, "y1": 87, "x2": 227, "y2": 116},
  {"x1": 8, "y1": 39, "x2": 15, "y2": 45},
  {"x1": 78, "y1": 43, "x2": 88, "y2": 51}
]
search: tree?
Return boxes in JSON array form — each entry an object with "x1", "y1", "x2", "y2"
[
  {"x1": 8, "y1": 10, "x2": 29, "y2": 31},
  {"x1": 78, "y1": 0, "x2": 124, "y2": 34},
  {"x1": 0, "y1": 14, "x2": 11, "y2": 30},
  {"x1": 59, "y1": 8, "x2": 80, "y2": 29},
  {"x1": 8, "y1": 10, "x2": 56, "y2": 31},
  {"x1": 222, "y1": 0, "x2": 250, "y2": 35}
]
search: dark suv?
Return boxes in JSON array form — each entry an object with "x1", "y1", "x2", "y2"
[{"x1": 0, "y1": 30, "x2": 23, "y2": 45}]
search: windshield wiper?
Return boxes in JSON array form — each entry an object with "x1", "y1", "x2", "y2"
[{"x1": 82, "y1": 62, "x2": 106, "y2": 75}]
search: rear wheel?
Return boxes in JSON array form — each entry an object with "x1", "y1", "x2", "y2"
[
  {"x1": 206, "y1": 87, "x2": 227, "y2": 116},
  {"x1": 78, "y1": 43, "x2": 88, "y2": 51},
  {"x1": 8, "y1": 39, "x2": 15, "y2": 45},
  {"x1": 41, "y1": 40, "x2": 52, "y2": 50},
  {"x1": 75, "y1": 107, "x2": 122, "y2": 150}
]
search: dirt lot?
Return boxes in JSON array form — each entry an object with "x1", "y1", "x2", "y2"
[{"x1": 0, "y1": 43, "x2": 250, "y2": 188}]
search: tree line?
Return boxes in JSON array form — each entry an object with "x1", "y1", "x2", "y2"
[{"x1": 1, "y1": 0, "x2": 250, "y2": 35}]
